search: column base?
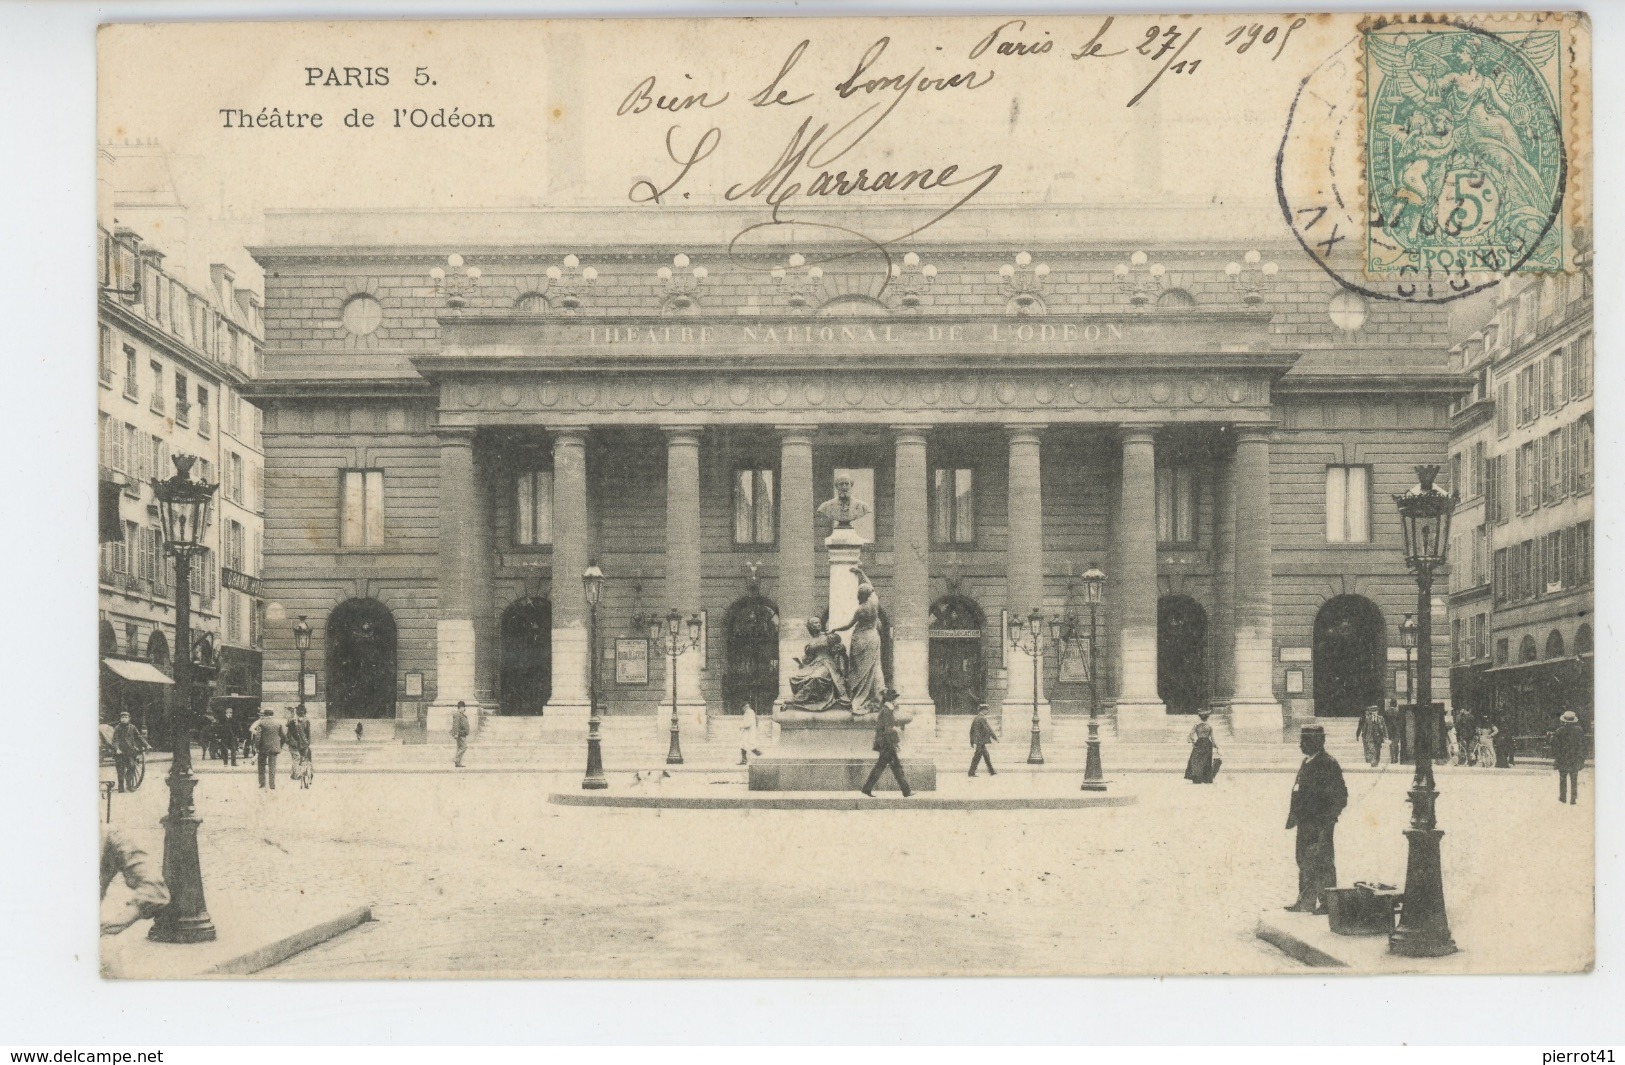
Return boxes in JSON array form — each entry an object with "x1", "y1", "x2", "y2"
[
  {"x1": 1114, "y1": 699, "x2": 1170, "y2": 742},
  {"x1": 1228, "y1": 697, "x2": 1286, "y2": 743}
]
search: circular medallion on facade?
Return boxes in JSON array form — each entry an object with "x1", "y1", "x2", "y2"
[
  {"x1": 1034, "y1": 383, "x2": 1056, "y2": 405},
  {"x1": 614, "y1": 383, "x2": 637, "y2": 407},
  {"x1": 805, "y1": 383, "x2": 826, "y2": 406},
  {"x1": 843, "y1": 383, "x2": 866, "y2": 406},
  {"x1": 1070, "y1": 379, "x2": 1095, "y2": 405},
  {"x1": 881, "y1": 383, "x2": 904, "y2": 406},
  {"x1": 576, "y1": 384, "x2": 600, "y2": 407},
  {"x1": 340, "y1": 294, "x2": 383, "y2": 336},
  {"x1": 957, "y1": 382, "x2": 980, "y2": 405},
  {"x1": 729, "y1": 383, "x2": 751, "y2": 406},
  {"x1": 500, "y1": 386, "x2": 521, "y2": 407},
  {"x1": 995, "y1": 382, "x2": 1017, "y2": 405},
  {"x1": 460, "y1": 385, "x2": 483, "y2": 408},
  {"x1": 1110, "y1": 379, "x2": 1134, "y2": 405},
  {"x1": 1227, "y1": 382, "x2": 1247, "y2": 404},
  {"x1": 538, "y1": 383, "x2": 559, "y2": 407},
  {"x1": 1149, "y1": 380, "x2": 1173, "y2": 405},
  {"x1": 691, "y1": 383, "x2": 713, "y2": 406},
  {"x1": 920, "y1": 382, "x2": 944, "y2": 405},
  {"x1": 652, "y1": 384, "x2": 674, "y2": 406},
  {"x1": 767, "y1": 383, "x2": 790, "y2": 406},
  {"x1": 1188, "y1": 380, "x2": 1211, "y2": 405}
]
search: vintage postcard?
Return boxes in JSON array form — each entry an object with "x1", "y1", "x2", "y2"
[{"x1": 95, "y1": 12, "x2": 1593, "y2": 979}]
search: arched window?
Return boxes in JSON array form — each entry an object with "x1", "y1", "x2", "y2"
[
  {"x1": 1157, "y1": 288, "x2": 1197, "y2": 310},
  {"x1": 1519, "y1": 635, "x2": 1539, "y2": 663},
  {"x1": 499, "y1": 597, "x2": 551, "y2": 715},
  {"x1": 514, "y1": 292, "x2": 549, "y2": 315},
  {"x1": 816, "y1": 295, "x2": 890, "y2": 317},
  {"x1": 723, "y1": 595, "x2": 779, "y2": 715},
  {"x1": 99, "y1": 619, "x2": 118, "y2": 656},
  {"x1": 146, "y1": 631, "x2": 171, "y2": 674},
  {"x1": 929, "y1": 595, "x2": 985, "y2": 716},
  {"x1": 1158, "y1": 595, "x2": 1208, "y2": 714},
  {"x1": 1546, "y1": 629, "x2": 1566, "y2": 659},
  {"x1": 1313, "y1": 595, "x2": 1385, "y2": 716},
  {"x1": 1575, "y1": 624, "x2": 1593, "y2": 655}
]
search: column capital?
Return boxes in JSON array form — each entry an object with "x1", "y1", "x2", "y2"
[
  {"x1": 1116, "y1": 423, "x2": 1162, "y2": 445},
  {"x1": 550, "y1": 427, "x2": 589, "y2": 448},
  {"x1": 1232, "y1": 424, "x2": 1279, "y2": 444},
  {"x1": 892, "y1": 424, "x2": 931, "y2": 445},
  {"x1": 1004, "y1": 424, "x2": 1047, "y2": 445},
  {"x1": 659, "y1": 424, "x2": 705, "y2": 446},
  {"x1": 775, "y1": 425, "x2": 817, "y2": 446},
  {"x1": 432, "y1": 426, "x2": 478, "y2": 445}
]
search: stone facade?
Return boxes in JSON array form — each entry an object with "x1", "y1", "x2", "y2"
[{"x1": 247, "y1": 204, "x2": 1461, "y2": 742}]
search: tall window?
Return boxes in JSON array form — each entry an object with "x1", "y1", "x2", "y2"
[
  {"x1": 224, "y1": 519, "x2": 246, "y2": 572},
  {"x1": 1470, "y1": 614, "x2": 1487, "y2": 660},
  {"x1": 123, "y1": 424, "x2": 141, "y2": 496},
  {"x1": 1572, "y1": 333, "x2": 1592, "y2": 399},
  {"x1": 1574, "y1": 415, "x2": 1593, "y2": 494},
  {"x1": 226, "y1": 590, "x2": 243, "y2": 645},
  {"x1": 197, "y1": 385, "x2": 211, "y2": 438},
  {"x1": 340, "y1": 469, "x2": 385, "y2": 548},
  {"x1": 99, "y1": 325, "x2": 114, "y2": 386},
  {"x1": 931, "y1": 467, "x2": 975, "y2": 544},
  {"x1": 1324, "y1": 465, "x2": 1370, "y2": 543},
  {"x1": 174, "y1": 372, "x2": 190, "y2": 426},
  {"x1": 1485, "y1": 453, "x2": 1502, "y2": 524},
  {"x1": 1576, "y1": 521, "x2": 1593, "y2": 584},
  {"x1": 514, "y1": 470, "x2": 553, "y2": 546},
  {"x1": 1155, "y1": 465, "x2": 1197, "y2": 544},
  {"x1": 1544, "y1": 530, "x2": 1564, "y2": 593},
  {"x1": 733, "y1": 468, "x2": 777, "y2": 545},
  {"x1": 228, "y1": 451, "x2": 244, "y2": 504},
  {"x1": 1472, "y1": 441, "x2": 1486, "y2": 498},
  {"x1": 1546, "y1": 349, "x2": 1565, "y2": 411},
  {"x1": 118, "y1": 345, "x2": 138, "y2": 401},
  {"x1": 149, "y1": 361, "x2": 165, "y2": 413},
  {"x1": 1495, "y1": 383, "x2": 1511, "y2": 436}
]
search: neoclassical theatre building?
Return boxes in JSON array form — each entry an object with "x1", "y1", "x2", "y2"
[{"x1": 246, "y1": 204, "x2": 1462, "y2": 743}]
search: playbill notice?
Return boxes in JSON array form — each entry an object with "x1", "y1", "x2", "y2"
[{"x1": 95, "y1": 12, "x2": 1593, "y2": 980}]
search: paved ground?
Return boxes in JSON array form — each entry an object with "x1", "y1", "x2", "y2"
[{"x1": 105, "y1": 758, "x2": 1593, "y2": 978}]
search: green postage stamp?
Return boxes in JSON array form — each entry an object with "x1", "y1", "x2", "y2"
[{"x1": 1364, "y1": 20, "x2": 1569, "y2": 280}]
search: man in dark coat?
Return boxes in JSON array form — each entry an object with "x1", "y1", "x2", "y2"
[
  {"x1": 110, "y1": 712, "x2": 148, "y2": 793},
  {"x1": 249, "y1": 707, "x2": 287, "y2": 790},
  {"x1": 968, "y1": 704, "x2": 998, "y2": 777},
  {"x1": 1382, "y1": 699, "x2": 1405, "y2": 763},
  {"x1": 219, "y1": 707, "x2": 239, "y2": 766},
  {"x1": 1454, "y1": 706, "x2": 1477, "y2": 765},
  {"x1": 1284, "y1": 723, "x2": 1348, "y2": 915},
  {"x1": 861, "y1": 691, "x2": 912, "y2": 798},
  {"x1": 1551, "y1": 710, "x2": 1586, "y2": 805}
]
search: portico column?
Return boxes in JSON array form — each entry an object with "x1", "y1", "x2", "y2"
[
  {"x1": 892, "y1": 426, "x2": 934, "y2": 729},
  {"x1": 1212, "y1": 438, "x2": 1238, "y2": 712},
  {"x1": 664, "y1": 426, "x2": 707, "y2": 727},
  {"x1": 430, "y1": 429, "x2": 484, "y2": 731},
  {"x1": 1001, "y1": 426, "x2": 1050, "y2": 733},
  {"x1": 777, "y1": 428, "x2": 816, "y2": 708},
  {"x1": 1115, "y1": 425, "x2": 1167, "y2": 737},
  {"x1": 1229, "y1": 426, "x2": 1285, "y2": 739},
  {"x1": 547, "y1": 428, "x2": 592, "y2": 730}
]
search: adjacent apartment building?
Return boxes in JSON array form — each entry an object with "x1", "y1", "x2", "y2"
[
  {"x1": 98, "y1": 222, "x2": 267, "y2": 741},
  {"x1": 1446, "y1": 255, "x2": 1593, "y2": 750}
]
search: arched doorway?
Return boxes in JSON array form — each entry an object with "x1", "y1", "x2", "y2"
[
  {"x1": 499, "y1": 597, "x2": 551, "y2": 715},
  {"x1": 1519, "y1": 635, "x2": 1539, "y2": 663},
  {"x1": 1575, "y1": 624, "x2": 1593, "y2": 655},
  {"x1": 1546, "y1": 629, "x2": 1566, "y2": 659},
  {"x1": 723, "y1": 594, "x2": 779, "y2": 715},
  {"x1": 929, "y1": 595, "x2": 986, "y2": 716},
  {"x1": 327, "y1": 598, "x2": 397, "y2": 719},
  {"x1": 146, "y1": 631, "x2": 170, "y2": 673},
  {"x1": 1157, "y1": 596, "x2": 1208, "y2": 714},
  {"x1": 99, "y1": 619, "x2": 118, "y2": 656},
  {"x1": 1313, "y1": 595, "x2": 1385, "y2": 717}
]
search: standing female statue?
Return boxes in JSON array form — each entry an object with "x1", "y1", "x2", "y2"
[{"x1": 830, "y1": 566, "x2": 887, "y2": 716}]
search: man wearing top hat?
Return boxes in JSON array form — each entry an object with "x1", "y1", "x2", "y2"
[{"x1": 1284, "y1": 723, "x2": 1347, "y2": 915}]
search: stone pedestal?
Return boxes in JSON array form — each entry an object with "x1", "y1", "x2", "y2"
[
  {"x1": 825, "y1": 526, "x2": 864, "y2": 649},
  {"x1": 751, "y1": 709, "x2": 936, "y2": 792}
]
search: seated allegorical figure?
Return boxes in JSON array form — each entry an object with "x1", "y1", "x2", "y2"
[{"x1": 779, "y1": 617, "x2": 853, "y2": 715}]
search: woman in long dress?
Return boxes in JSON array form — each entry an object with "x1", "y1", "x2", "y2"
[
  {"x1": 830, "y1": 569, "x2": 886, "y2": 716},
  {"x1": 1183, "y1": 710, "x2": 1217, "y2": 784},
  {"x1": 781, "y1": 618, "x2": 852, "y2": 714}
]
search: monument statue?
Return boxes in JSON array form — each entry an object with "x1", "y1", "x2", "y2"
[
  {"x1": 828, "y1": 566, "x2": 887, "y2": 715},
  {"x1": 780, "y1": 618, "x2": 852, "y2": 714},
  {"x1": 816, "y1": 474, "x2": 871, "y2": 530}
]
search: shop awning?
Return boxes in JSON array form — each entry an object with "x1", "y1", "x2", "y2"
[
  {"x1": 103, "y1": 658, "x2": 174, "y2": 685},
  {"x1": 1485, "y1": 656, "x2": 1586, "y2": 675}
]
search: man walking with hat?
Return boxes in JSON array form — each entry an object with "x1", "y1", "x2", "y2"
[
  {"x1": 249, "y1": 706, "x2": 287, "y2": 790},
  {"x1": 1551, "y1": 711, "x2": 1586, "y2": 806},
  {"x1": 1284, "y1": 723, "x2": 1347, "y2": 915}
]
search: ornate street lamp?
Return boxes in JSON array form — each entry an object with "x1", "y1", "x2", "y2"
[
  {"x1": 1008, "y1": 606, "x2": 1047, "y2": 765},
  {"x1": 1080, "y1": 564, "x2": 1107, "y2": 788},
  {"x1": 1389, "y1": 465, "x2": 1458, "y2": 958},
  {"x1": 1398, "y1": 612, "x2": 1418, "y2": 745},
  {"x1": 582, "y1": 563, "x2": 608, "y2": 790},
  {"x1": 651, "y1": 609, "x2": 704, "y2": 765},
  {"x1": 148, "y1": 454, "x2": 218, "y2": 944},
  {"x1": 292, "y1": 615, "x2": 312, "y2": 715}
]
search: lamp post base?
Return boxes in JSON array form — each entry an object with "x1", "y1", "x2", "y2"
[
  {"x1": 582, "y1": 717, "x2": 608, "y2": 790},
  {"x1": 1388, "y1": 815, "x2": 1457, "y2": 958},
  {"x1": 148, "y1": 805, "x2": 216, "y2": 944},
  {"x1": 1026, "y1": 720, "x2": 1045, "y2": 765},
  {"x1": 1082, "y1": 721, "x2": 1105, "y2": 788},
  {"x1": 666, "y1": 724, "x2": 685, "y2": 765}
]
